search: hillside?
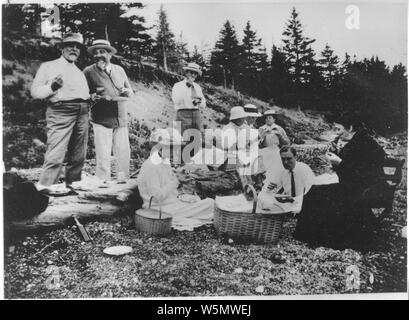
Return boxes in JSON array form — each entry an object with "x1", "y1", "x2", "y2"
[{"x1": 3, "y1": 53, "x2": 334, "y2": 171}]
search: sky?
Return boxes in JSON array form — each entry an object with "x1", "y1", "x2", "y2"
[
  {"x1": 35, "y1": 0, "x2": 407, "y2": 67},
  {"x1": 138, "y1": 0, "x2": 408, "y2": 67}
]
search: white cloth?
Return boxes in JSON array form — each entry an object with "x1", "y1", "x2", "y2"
[
  {"x1": 31, "y1": 56, "x2": 90, "y2": 102},
  {"x1": 258, "y1": 146, "x2": 284, "y2": 183},
  {"x1": 172, "y1": 79, "x2": 206, "y2": 110},
  {"x1": 262, "y1": 161, "x2": 315, "y2": 197},
  {"x1": 92, "y1": 123, "x2": 130, "y2": 181},
  {"x1": 137, "y1": 151, "x2": 214, "y2": 231}
]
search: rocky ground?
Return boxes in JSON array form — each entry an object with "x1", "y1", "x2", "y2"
[{"x1": 4, "y1": 135, "x2": 407, "y2": 298}]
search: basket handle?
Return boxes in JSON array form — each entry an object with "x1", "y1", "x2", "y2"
[
  {"x1": 244, "y1": 184, "x2": 258, "y2": 214},
  {"x1": 148, "y1": 196, "x2": 163, "y2": 219}
]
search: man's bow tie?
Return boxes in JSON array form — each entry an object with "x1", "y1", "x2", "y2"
[{"x1": 186, "y1": 82, "x2": 192, "y2": 88}]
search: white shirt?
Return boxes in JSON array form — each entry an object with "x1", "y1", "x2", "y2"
[
  {"x1": 262, "y1": 161, "x2": 315, "y2": 197},
  {"x1": 31, "y1": 56, "x2": 90, "y2": 103},
  {"x1": 172, "y1": 79, "x2": 206, "y2": 110}
]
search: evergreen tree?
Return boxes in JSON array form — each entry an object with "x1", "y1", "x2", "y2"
[
  {"x1": 282, "y1": 7, "x2": 316, "y2": 85},
  {"x1": 239, "y1": 21, "x2": 265, "y2": 95},
  {"x1": 209, "y1": 20, "x2": 242, "y2": 89},
  {"x1": 319, "y1": 44, "x2": 340, "y2": 88},
  {"x1": 269, "y1": 45, "x2": 293, "y2": 105},
  {"x1": 153, "y1": 5, "x2": 176, "y2": 71},
  {"x1": 174, "y1": 32, "x2": 190, "y2": 73}
]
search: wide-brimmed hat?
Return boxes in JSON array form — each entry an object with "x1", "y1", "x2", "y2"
[
  {"x1": 87, "y1": 39, "x2": 117, "y2": 55},
  {"x1": 150, "y1": 128, "x2": 183, "y2": 146},
  {"x1": 244, "y1": 104, "x2": 261, "y2": 117},
  {"x1": 183, "y1": 62, "x2": 202, "y2": 76},
  {"x1": 263, "y1": 109, "x2": 277, "y2": 117},
  {"x1": 61, "y1": 33, "x2": 85, "y2": 48},
  {"x1": 229, "y1": 106, "x2": 248, "y2": 121}
]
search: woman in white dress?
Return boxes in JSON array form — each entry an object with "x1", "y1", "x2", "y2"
[
  {"x1": 137, "y1": 128, "x2": 214, "y2": 231},
  {"x1": 258, "y1": 109, "x2": 290, "y2": 184}
]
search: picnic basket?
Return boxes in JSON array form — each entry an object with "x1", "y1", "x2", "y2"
[
  {"x1": 135, "y1": 196, "x2": 172, "y2": 236},
  {"x1": 214, "y1": 184, "x2": 285, "y2": 244}
]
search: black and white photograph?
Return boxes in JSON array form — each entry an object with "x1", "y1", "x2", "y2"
[{"x1": 1, "y1": 0, "x2": 407, "y2": 301}]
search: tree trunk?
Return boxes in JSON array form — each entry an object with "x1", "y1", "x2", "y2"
[{"x1": 9, "y1": 177, "x2": 142, "y2": 233}]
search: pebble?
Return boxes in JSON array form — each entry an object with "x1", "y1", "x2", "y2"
[
  {"x1": 255, "y1": 285, "x2": 264, "y2": 293},
  {"x1": 233, "y1": 268, "x2": 243, "y2": 274}
]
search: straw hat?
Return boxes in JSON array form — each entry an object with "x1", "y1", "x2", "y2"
[
  {"x1": 229, "y1": 106, "x2": 248, "y2": 121},
  {"x1": 183, "y1": 62, "x2": 202, "y2": 76},
  {"x1": 61, "y1": 33, "x2": 84, "y2": 48},
  {"x1": 87, "y1": 39, "x2": 117, "y2": 55},
  {"x1": 244, "y1": 104, "x2": 261, "y2": 117},
  {"x1": 263, "y1": 109, "x2": 277, "y2": 117}
]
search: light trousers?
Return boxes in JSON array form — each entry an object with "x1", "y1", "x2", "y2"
[{"x1": 92, "y1": 122, "x2": 130, "y2": 181}]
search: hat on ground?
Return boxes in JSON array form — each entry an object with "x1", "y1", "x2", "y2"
[
  {"x1": 62, "y1": 33, "x2": 84, "y2": 47},
  {"x1": 183, "y1": 62, "x2": 202, "y2": 76},
  {"x1": 150, "y1": 128, "x2": 183, "y2": 145},
  {"x1": 229, "y1": 106, "x2": 248, "y2": 121},
  {"x1": 244, "y1": 104, "x2": 261, "y2": 117},
  {"x1": 263, "y1": 109, "x2": 277, "y2": 117},
  {"x1": 87, "y1": 39, "x2": 117, "y2": 55}
]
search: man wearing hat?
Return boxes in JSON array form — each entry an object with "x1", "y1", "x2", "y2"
[
  {"x1": 31, "y1": 33, "x2": 90, "y2": 194},
  {"x1": 172, "y1": 62, "x2": 206, "y2": 135},
  {"x1": 83, "y1": 39, "x2": 133, "y2": 184}
]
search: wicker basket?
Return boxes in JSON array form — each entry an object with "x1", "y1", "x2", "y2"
[
  {"x1": 214, "y1": 184, "x2": 285, "y2": 244},
  {"x1": 135, "y1": 197, "x2": 172, "y2": 236}
]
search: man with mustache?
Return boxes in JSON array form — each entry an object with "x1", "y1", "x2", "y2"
[
  {"x1": 31, "y1": 33, "x2": 90, "y2": 195},
  {"x1": 83, "y1": 39, "x2": 133, "y2": 184}
]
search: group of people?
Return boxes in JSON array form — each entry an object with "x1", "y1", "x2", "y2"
[
  {"x1": 30, "y1": 32, "x2": 382, "y2": 249},
  {"x1": 32, "y1": 33, "x2": 133, "y2": 194}
]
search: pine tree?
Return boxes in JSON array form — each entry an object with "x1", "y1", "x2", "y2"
[
  {"x1": 269, "y1": 45, "x2": 292, "y2": 105},
  {"x1": 153, "y1": 5, "x2": 176, "y2": 71},
  {"x1": 282, "y1": 7, "x2": 316, "y2": 85},
  {"x1": 239, "y1": 21, "x2": 264, "y2": 95},
  {"x1": 174, "y1": 32, "x2": 190, "y2": 73},
  {"x1": 209, "y1": 20, "x2": 242, "y2": 89},
  {"x1": 319, "y1": 44, "x2": 340, "y2": 88}
]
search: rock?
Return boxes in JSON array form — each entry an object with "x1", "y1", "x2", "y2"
[
  {"x1": 255, "y1": 285, "x2": 264, "y2": 293},
  {"x1": 233, "y1": 267, "x2": 243, "y2": 274},
  {"x1": 401, "y1": 226, "x2": 407, "y2": 239}
]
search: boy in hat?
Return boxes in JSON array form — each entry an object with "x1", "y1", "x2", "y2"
[
  {"x1": 83, "y1": 39, "x2": 133, "y2": 184},
  {"x1": 172, "y1": 62, "x2": 206, "y2": 135},
  {"x1": 31, "y1": 33, "x2": 90, "y2": 195}
]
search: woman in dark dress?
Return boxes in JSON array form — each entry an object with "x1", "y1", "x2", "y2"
[{"x1": 294, "y1": 128, "x2": 386, "y2": 250}]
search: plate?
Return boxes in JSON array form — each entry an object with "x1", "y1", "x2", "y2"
[
  {"x1": 103, "y1": 245, "x2": 133, "y2": 256},
  {"x1": 178, "y1": 193, "x2": 200, "y2": 203}
]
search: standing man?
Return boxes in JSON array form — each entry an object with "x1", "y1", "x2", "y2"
[
  {"x1": 83, "y1": 39, "x2": 133, "y2": 184},
  {"x1": 31, "y1": 33, "x2": 90, "y2": 194},
  {"x1": 172, "y1": 62, "x2": 206, "y2": 135}
]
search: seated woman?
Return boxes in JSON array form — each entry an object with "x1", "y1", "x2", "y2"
[
  {"x1": 294, "y1": 126, "x2": 386, "y2": 250},
  {"x1": 137, "y1": 128, "x2": 215, "y2": 231},
  {"x1": 258, "y1": 109, "x2": 290, "y2": 184}
]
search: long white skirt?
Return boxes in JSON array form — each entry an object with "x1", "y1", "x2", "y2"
[
  {"x1": 259, "y1": 147, "x2": 284, "y2": 183},
  {"x1": 148, "y1": 197, "x2": 215, "y2": 231}
]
